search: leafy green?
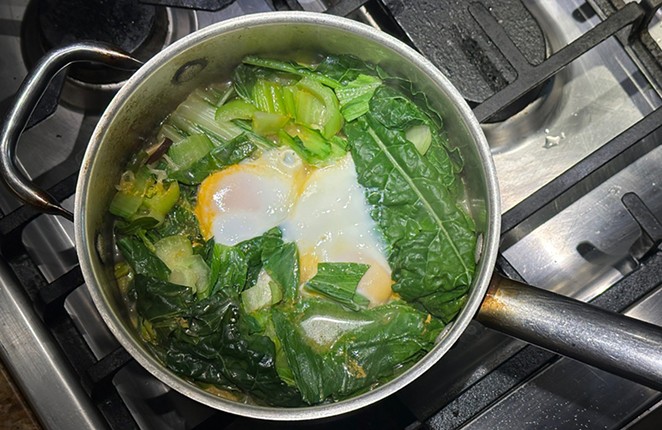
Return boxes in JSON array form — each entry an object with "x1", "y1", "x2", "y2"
[
  {"x1": 295, "y1": 77, "x2": 343, "y2": 138},
  {"x1": 416, "y1": 287, "x2": 469, "y2": 324},
  {"x1": 236, "y1": 227, "x2": 283, "y2": 288},
  {"x1": 134, "y1": 274, "x2": 194, "y2": 328},
  {"x1": 315, "y1": 54, "x2": 377, "y2": 84},
  {"x1": 169, "y1": 133, "x2": 257, "y2": 185},
  {"x1": 304, "y1": 262, "x2": 370, "y2": 311},
  {"x1": 205, "y1": 241, "x2": 249, "y2": 299},
  {"x1": 369, "y1": 85, "x2": 432, "y2": 129},
  {"x1": 335, "y1": 74, "x2": 382, "y2": 122},
  {"x1": 345, "y1": 113, "x2": 476, "y2": 309},
  {"x1": 111, "y1": 53, "x2": 478, "y2": 407},
  {"x1": 242, "y1": 56, "x2": 341, "y2": 89},
  {"x1": 117, "y1": 236, "x2": 170, "y2": 281},
  {"x1": 139, "y1": 285, "x2": 302, "y2": 406},
  {"x1": 153, "y1": 186, "x2": 202, "y2": 243},
  {"x1": 262, "y1": 241, "x2": 299, "y2": 302},
  {"x1": 166, "y1": 89, "x2": 245, "y2": 143},
  {"x1": 272, "y1": 300, "x2": 442, "y2": 404}
]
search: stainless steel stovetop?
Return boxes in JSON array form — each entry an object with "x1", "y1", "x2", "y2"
[{"x1": 0, "y1": 0, "x2": 661, "y2": 429}]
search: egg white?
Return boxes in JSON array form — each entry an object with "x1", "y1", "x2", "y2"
[
  {"x1": 195, "y1": 150, "x2": 393, "y2": 305},
  {"x1": 195, "y1": 148, "x2": 306, "y2": 246}
]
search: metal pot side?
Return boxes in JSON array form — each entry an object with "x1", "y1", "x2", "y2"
[{"x1": 75, "y1": 12, "x2": 501, "y2": 421}]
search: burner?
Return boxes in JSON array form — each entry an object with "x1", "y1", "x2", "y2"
[
  {"x1": 20, "y1": 0, "x2": 197, "y2": 112},
  {"x1": 38, "y1": 0, "x2": 156, "y2": 55},
  {"x1": 31, "y1": 0, "x2": 163, "y2": 85}
]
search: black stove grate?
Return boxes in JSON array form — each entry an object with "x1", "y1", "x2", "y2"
[{"x1": 1, "y1": 1, "x2": 662, "y2": 429}]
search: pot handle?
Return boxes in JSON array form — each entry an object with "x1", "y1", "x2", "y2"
[
  {"x1": 0, "y1": 42, "x2": 142, "y2": 221},
  {"x1": 477, "y1": 274, "x2": 662, "y2": 391}
]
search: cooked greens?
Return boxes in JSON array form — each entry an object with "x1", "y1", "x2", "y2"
[{"x1": 109, "y1": 53, "x2": 476, "y2": 407}]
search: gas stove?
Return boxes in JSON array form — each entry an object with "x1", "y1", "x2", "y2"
[{"x1": 1, "y1": 0, "x2": 661, "y2": 429}]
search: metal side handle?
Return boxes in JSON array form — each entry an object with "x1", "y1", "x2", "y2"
[
  {"x1": 0, "y1": 42, "x2": 142, "y2": 221},
  {"x1": 477, "y1": 274, "x2": 662, "y2": 391}
]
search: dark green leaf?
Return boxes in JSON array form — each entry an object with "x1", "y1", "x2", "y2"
[
  {"x1": 304, "y1": 262, "x2": 370, "y2": 311},
  {"x1": 273, "y1": 300, "x2": 442, "y2": 404},
  {"x1": 170, "y1": 133, "x2": 257, "y2": 185},
  {"x1": 154, "y1": 185, "x2": 202, "y2": 243},
  {"x1": 369, "y1": 85, "x2": 430, "y2": 130},
  {"x1": 187, "y1": 304, "x2": 302, "y2": 406},
  {"x1": 134, "y1": 274, "x2": 194, "y2": 327},
  {"x1": 116, "y1": 236, "x2": 170, "y2": 281},
  {"x1": 415, "y1": 287, "x2": 470, "y2": 323},
  {"x1": 262, "y1": 242, "x2": 299, "y2": 302},
  {"x1": 205, "y1": 241, "x2": 248, "y2": 300},
  {"x1": 346, "y1": 114, "x2": 476, "y2": 302}
]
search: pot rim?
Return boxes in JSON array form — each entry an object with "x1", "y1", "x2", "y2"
[{"x1": 75, "y1": 11, "x2": 501, "y2": 421}]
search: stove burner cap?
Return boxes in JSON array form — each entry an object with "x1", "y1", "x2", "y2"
[
  {"x1": 30, "y1": 0, "x2": 162, "y2": 86},
  {"x1": 38, "y1": 0, "x2": 157, "y2": 55}
]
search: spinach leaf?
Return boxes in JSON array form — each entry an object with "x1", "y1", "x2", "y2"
[
  {"x1": 272, "y1": 300, "x2": 442, "y2": 404},
  {"x1": 135, "y1": 276, "x2": 302, "y2": 406},
  {"x1": 205, "y1": 241, "x2": 248, "y2": 300},
  {"x1": 315, "y1": 54, "x2": 378, "y2": 84},
  {"x1": 346, "y1": 114, "x2": 476, "y2": 307},
  {"x1": 369, "y1": 85, "x2": 431, "y2": 129},
  {"x1": 117, "y1": 236, "x2": 170, "y2": 281},
  {"x1": 154, "y1": 185, "x2": 202, "y2": 243},
  {"x1": 370, "y1": 86, "x2": 458, "y2": 189},
  {"x1": 262, "y1": 241, "x2": 299, "y2": 302},
  {"x1": 304, "y1": 262, "x2": 370, "y2": 310},
  {"x1": 237, "y1": 227, "x2": 284, "y2": 288},
  {"x1": 134, "y1": 274, "x2": 194, "y2": 328},
  {"x1": 416, "y1": 287, "x2": 469, "y2": 324}
]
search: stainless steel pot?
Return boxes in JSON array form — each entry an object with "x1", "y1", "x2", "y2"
[{"x1": 2, "y1": 12, "x2": 661, "y2": 421}]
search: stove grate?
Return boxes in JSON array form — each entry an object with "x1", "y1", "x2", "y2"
[{"x1": 1, "y1": 1, "x2": 662, "y2": 429}]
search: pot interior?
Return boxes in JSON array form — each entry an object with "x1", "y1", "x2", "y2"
[{"x1": 75, "y1": 12, "x2": 500, "y2": 420}]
